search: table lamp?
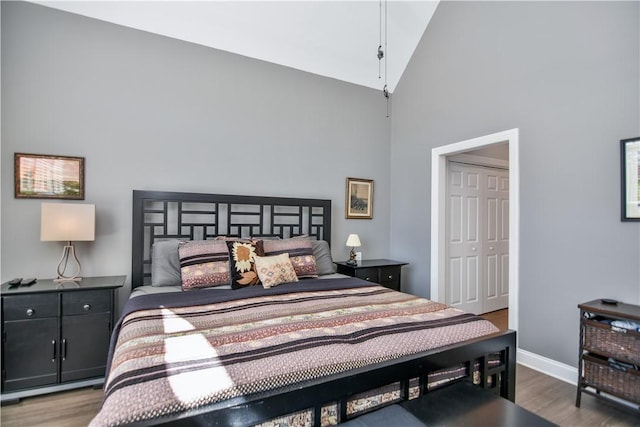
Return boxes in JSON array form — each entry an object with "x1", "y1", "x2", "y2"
[
  {"x1": 346, "y1": 234, "x2": 361, "y2": 265},
  {"x1": 41, "y1": 203, "x2": 95, "y2": 282}
]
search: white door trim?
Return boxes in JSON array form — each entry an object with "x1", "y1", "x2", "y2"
[{"x1": 431, "y1": 128, "x2": 520, "y2": 337}]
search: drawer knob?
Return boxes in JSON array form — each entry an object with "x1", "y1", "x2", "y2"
[
  {"x1": 365, "y1": 277, "x2": 371, "y2": 281},
  {"x1": 388, "y1": 275, "x2": 393, "y2": 280},
  {"x1": 26, "y1": 308, "x2": 35, "y2": 317},
  {"x1": 83, "y1": 304, "x2": 91, "y2": 311}
]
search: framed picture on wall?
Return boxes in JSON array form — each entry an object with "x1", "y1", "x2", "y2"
[
  {"x1": 14, "y1": 153, "x2": 85, "y2": 200},
  {"x1": 345, "y1": 177, "x2": 373, "y2": 219},
  {"x1": 621, "y1": 137, "x2": 640, "y2": 221}
]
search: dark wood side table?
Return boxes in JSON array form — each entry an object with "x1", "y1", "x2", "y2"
[
  {"x1": 1, "y1": 275, "x2": 125, "y2": 404},
  {"x1": 335, "y1": 259, "x2": 408, "y2": 291}
]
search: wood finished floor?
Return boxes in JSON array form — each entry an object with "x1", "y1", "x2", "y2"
[
  {"x1": 481, "y1": 308, "x2": 509, "y2": 331},
  {"x1": 2, "y1": 309, "x2": 638, "y2": 426}
]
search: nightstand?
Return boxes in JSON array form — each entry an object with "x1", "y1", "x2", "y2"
[
  {"x1": 335, "y1": 259, "x2": 408, "y2": 291},
  {"x1": 1, "y1": 275, "x2": 125, "y2": 403}
]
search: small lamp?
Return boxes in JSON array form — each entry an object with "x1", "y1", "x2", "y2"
[
  {"x1": 41, "y1": 203, "x2": 95, "y2": 283},
  {"x1": 345, "y1": 234, "x2": 361, "y2": 265}
]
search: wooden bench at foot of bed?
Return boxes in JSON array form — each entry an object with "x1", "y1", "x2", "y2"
[{"x1": 341, "y1": 381, "x2": 557, "y2": 427}]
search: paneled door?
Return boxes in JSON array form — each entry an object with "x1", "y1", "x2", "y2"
[{"x1": 446, "y1": 162, "x2": 509, "y2": 314}]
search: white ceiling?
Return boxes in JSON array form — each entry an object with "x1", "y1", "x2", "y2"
[{"x1": 34, "y1": 1, "x2": 439, "y2": 93}]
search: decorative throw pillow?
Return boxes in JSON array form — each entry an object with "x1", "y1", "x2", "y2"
[
  {"x1": 178, "y1": 240, "x2": 230, "y2": 290},
  {"x1": 226, "y1": 240, "x2": 264, "y2": 289},
  {"x1": 262, "y1": 236, "x2": 318, "y2": 278},
  {"x1": 254, "y1": 253, "x2": 299, "y2": 289}
]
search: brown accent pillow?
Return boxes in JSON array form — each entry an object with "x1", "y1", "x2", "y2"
[{"x1": 226, "y1": 240, "x2": 264, "y2": 289}]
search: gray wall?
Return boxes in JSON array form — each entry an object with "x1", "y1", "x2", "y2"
[
  {"x1": 1, "y1": 2, "x2": 392, "y2": 311},
  {"x1": 2, "y1": 0, "x2": 639, "y2": 370},
  {"x1": 390, "y1": 1, "x2": 640, "y2": 366}
]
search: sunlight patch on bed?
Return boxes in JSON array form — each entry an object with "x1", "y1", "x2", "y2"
[
  {"x1": 162, "y1": 308, "x2": 234, "y2": 404},
  {"x1": 160, "y1": 307, "x2": 197, "y2": 333}
]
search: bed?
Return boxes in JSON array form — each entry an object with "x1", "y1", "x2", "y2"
[{"x1": 91, "y1": 190, "x2": 516, "y2": 427}]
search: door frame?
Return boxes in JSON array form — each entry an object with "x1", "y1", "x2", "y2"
[{"x1": 430, "y1": 128, "x2": 519, "y2": 336}]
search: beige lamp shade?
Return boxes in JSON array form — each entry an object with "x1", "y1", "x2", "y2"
[
  {"x1": 41, "y1": 203, "x2": 95, "y2": 242},
  {"x1": 345, "y1": 234, "x2": 361, "y2": 247}
]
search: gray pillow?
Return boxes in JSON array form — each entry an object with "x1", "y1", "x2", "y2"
[
  {"x1": 151, "y1": 240, "x2": 182, "y2": 286},
  {"x1": 312, "y1": 240, "x2": 336, "y2": 275}
]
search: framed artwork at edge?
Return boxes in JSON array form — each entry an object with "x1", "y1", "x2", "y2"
[
  {"x1": 345, "y1": 177, "x2": 373, "y2": 219},
  {"x1": 621, "y1": 137, "x2": 640, "y2": 221}
]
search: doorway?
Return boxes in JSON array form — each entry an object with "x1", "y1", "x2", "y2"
[{"x1": 430, "y1": 129, "x2": 519, "y2": 334}]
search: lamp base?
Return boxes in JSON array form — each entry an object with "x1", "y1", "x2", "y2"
[
  {"x1": 55, "y1": 243, "x2": 83, "y2": 283},
  {"x1": 348, "y1": 247, "x2": 359, "y2": 265}
]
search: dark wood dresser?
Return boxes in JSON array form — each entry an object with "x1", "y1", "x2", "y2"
[{"x1": 1, "y1": 276, "x2": 124, "y2": 403}]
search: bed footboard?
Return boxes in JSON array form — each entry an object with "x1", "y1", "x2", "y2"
[{"x1": 132, "y1": 330, "x2": 516, "y2": 426}]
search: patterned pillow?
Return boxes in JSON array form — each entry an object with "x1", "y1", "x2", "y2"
[
  {"x1": 262, "y1": 236, "x2": 318, "y2": 278},
  {"x1": 254, "y1": 253, "x2": 299, "y2": 289},
  {"x1": 226, "y1": 240, "x2": 264, "y2": 289},
  {"x1": 178, "y1": 240, "x2": 230, "y2": 290}
]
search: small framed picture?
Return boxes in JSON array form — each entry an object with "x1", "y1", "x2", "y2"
[
  {"x1": 345, "y1": 177, "x2": 373, "y2": 219},
  {"x1": 15, "y1": 153, "x2": 85, "y2": 200},
  {"x1": 621, "y1": 137, "x2": 640, "y2": 221}
]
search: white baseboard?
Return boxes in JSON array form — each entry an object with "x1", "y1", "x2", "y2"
[{"x1": 517, "y1": 348, "x2": 578, "y2": 385}]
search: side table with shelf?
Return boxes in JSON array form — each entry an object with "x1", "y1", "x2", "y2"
[
  {"x1": 576, "y1": 299, "x2": 640, "y2": 411},
  {"x1": 335, "y1": 259, "x2": 408, "y2": 291},
  {"x1": 1, "y1": 275, "x2": 125, "y2": 404}
]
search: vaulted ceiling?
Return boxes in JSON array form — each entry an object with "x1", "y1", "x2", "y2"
[{"x1": 34, "y1": 1, "x2": 440, "y2": 93}]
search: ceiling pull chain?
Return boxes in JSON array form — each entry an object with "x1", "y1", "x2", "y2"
[
  {"x1": 376, "y1": 0, "x2": 390, "y2": 118},
  {"x1": 384, "y1": 0, "x2": 390, "y2": 118},
  {"x1": 378, "y1": 0, "x2": 383, "y2": 79},
  {"x1": 384, "y1": 0, "x2": 388, "y2": 85},
  {"x1": 383, "y1": 85, "x2": 389, "y2": 118}
]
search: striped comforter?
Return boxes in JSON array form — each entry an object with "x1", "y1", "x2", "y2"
[{"x1": 90, "y1": 278, "x2": 498, "y2": 426}]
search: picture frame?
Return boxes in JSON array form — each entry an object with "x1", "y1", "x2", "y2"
[
  {"x1": 621, "y1": 137, "x2": 640, "y2": 221},
  {"x1": 345, "y1": 177, "x2": 373, "y2": 219},
  {"x1": 15, "y1": 153, "x2": 85, "y2": 200}
]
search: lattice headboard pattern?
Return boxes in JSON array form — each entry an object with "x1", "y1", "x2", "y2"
[{"x1": 132, "y1": 190, "x2": 332, "y2": 287}]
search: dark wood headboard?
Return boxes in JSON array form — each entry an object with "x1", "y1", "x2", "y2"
[{"x1": 131, "y1": 190, "x2": 332, "y2": 288}]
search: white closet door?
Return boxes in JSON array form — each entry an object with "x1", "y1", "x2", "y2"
[
  {"x1": 446, "y1": 162, "x2": 509, "y2": 314},
  {"x1": 483, "y1": 170, "x2": 509, "y2": 312},
  {"x1": 446, "y1": 163, "x2": 483, "y2": 314}
]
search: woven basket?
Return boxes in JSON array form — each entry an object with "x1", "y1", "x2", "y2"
[
  {"x1": 583, "y1": 320, "x2": 640, "y2": 364},
  {"x1": 584, "y1": 355, "x2": 640, "y2": 404}
]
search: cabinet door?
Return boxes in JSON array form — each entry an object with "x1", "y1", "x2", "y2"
[
  {"x1": 60, "y1": 312, "x2": 111, "y2": 382},
  {"x1": 3, "y1": 318, "x2": 59, "y2": 391},
  {"x1": 379, "y1": 267, "x2": 400, "y2": 291}
]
